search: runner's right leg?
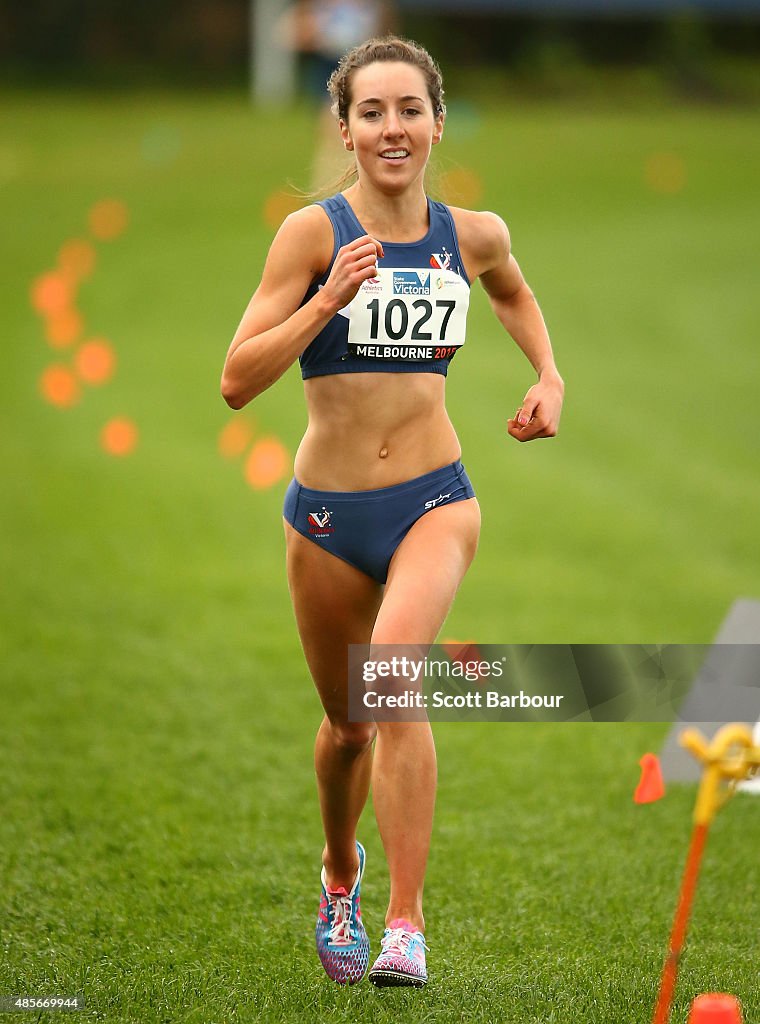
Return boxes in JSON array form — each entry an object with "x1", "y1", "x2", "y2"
[{"x1": 284, "y1": 520, "x2": 383, "y2": 889}]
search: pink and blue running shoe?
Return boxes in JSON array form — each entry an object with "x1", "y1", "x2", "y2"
[
  {"x1": 315, "y1": 841, "x2": 369, "y2": 984},
  {"x1": 368, "y1": 917, "x2": 428, "y2": 987}
]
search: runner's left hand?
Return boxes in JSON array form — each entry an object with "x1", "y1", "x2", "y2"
[{"x1": 507, "y1": 373, "x2": 564, "y2": 442}]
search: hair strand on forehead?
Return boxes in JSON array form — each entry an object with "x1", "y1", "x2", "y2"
[{"x1": 327, "y1": 36, "x2": 446, "y2": 124}]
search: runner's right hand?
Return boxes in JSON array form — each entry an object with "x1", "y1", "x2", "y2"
[{"x1": 321, "y1": 235, "x2": 385, "y2": 311}]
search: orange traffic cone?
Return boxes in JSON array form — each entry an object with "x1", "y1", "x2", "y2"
[
  {"x1": 634, "y1": 752, "x2": 666, "y2": 804},
  {"x1": 688, "y1": 993, "x2": 743, "y2": 1023}
]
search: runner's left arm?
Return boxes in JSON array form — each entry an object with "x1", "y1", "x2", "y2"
[{"x1": 477, "y1": 212, "x2": 564, "y2": 442}]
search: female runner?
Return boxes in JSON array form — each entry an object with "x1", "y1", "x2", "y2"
[{"x1": 221, "y1": 36, "x2": 564, "y2": 988}]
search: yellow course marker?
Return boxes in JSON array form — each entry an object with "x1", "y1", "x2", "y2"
[{"x1": 652, "y1": 724, "x2": 760, "y2": 1024}]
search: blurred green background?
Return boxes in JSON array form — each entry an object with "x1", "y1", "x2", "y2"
[
  {"x1": 4, "y1": 91, "x2": 757, "y2": 642},
  {"x1": 2, "y1": 4, "x2": 759, "y2": 1021}
]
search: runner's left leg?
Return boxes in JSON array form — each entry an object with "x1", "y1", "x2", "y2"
[{"x1": 370, "y1": 497, "x2": 481, "y2": 932}]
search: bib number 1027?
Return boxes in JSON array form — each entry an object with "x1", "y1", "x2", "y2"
[{"x1": 365, "y1": 298, "x2": 456, "y2": 342}]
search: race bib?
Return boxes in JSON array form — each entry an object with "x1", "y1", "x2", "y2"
[{"x1": 347, "y1": 267, "x2": 469, "y2": 362}]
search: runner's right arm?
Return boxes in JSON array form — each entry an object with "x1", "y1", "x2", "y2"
[{"x1": 221, "y1": 206, "x2": 383, "y2": 409}]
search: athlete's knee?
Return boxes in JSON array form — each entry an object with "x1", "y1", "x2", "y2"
[
  {"x1": 375, "y1": 719, "x2": 435, "y2": 742},
  {"x1": 325, "y1": 719, "x2": 377, "y2": 754}
]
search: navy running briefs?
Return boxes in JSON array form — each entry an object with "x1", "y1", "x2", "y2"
[{"x1": 283, "y1": 460, "x2": 476, "y2": 584}]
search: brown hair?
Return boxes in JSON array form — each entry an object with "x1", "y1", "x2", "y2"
[{"x1": 327, "y1": 35, "x2": 446, "y2": 124}]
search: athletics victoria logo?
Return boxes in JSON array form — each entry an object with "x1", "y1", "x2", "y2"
[{"x1": 307, "y1": 507, "x2": 334, "y2": 537}]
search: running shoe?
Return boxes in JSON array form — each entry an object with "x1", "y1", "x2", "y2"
[
  {"x1": 315, "y1": 841, "x2": 369, "y2": 984},
  {"x1": 368, "y1": 917, "x2": 428, "y2": 987}
]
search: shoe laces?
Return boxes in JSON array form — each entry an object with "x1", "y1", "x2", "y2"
[
  {"x1": 325, "y1": 887, "x2": 355, "y2": 946},
  {"x1": 381, "y1": 926, "x2": 429, "y2": 958}
]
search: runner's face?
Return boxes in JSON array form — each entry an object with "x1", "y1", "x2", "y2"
[{"x1": 340, "y1": 62, "x2": 443, "y2": 192}]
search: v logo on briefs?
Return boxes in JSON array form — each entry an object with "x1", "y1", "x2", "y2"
[{"x1": 308, "y1": 508, "x2": 334, "y2": 536}]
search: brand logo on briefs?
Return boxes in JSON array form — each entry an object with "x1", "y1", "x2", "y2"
[
  {"x1": 307, "y1": 508, "x2": 334, "y2": 536},
  {"x1": 424, "y1": 492, "x2": 452, "y2": 510},
  {"x1": 393, "y1": 271, "x2": 430, "y2": 295}
]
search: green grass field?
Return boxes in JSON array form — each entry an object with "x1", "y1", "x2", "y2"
[{"x1": 1, "y1": 90, "x2": 759, "y2": 1022}]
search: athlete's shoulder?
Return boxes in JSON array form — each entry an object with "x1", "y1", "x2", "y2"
[
  {"x1": 448, "y1": 207, "x2": 510, "y2": 256},
  {"x1": 276, "y1": 200, "x2": 334, "y2": 240},
  {"x1": 448, "y1": 207, "x2": 511, "y2": 279},
  {"x1": 269, "y1": 201, "x2": 335, "y2": 278}
]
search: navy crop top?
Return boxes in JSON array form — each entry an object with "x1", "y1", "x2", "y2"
[{"x1": 298, "y1": 193, "x2": 471, "y2": 380}]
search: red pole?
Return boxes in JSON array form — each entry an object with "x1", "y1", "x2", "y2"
[{"x1": 652, "y1": 823, "x2": 710, "y2": 1024}]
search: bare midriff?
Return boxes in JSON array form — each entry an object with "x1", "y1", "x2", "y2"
[{"x1": 294, "y1": 372, "x2": 461, "y2": 491}]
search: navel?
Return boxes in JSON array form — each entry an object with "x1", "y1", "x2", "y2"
[{"x1": 378, "y1": 446, "x2": 389, "y2": 459}]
